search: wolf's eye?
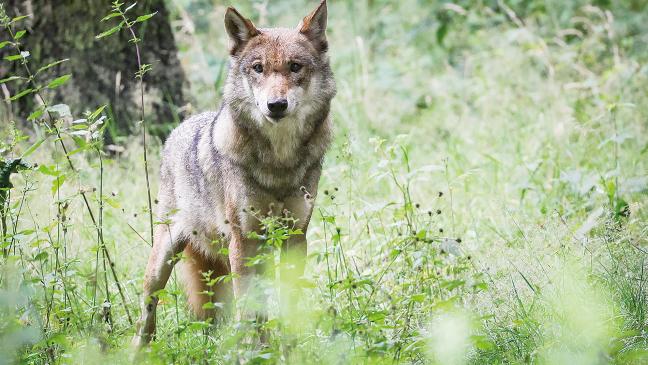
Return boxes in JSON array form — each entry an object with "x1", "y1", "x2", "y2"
[
  {"x1": 252, "y1": 64, "x2": 263, "y2": 73},
  {"x1": 289, "y1": 62, "x2": 303, "y2": 73}
]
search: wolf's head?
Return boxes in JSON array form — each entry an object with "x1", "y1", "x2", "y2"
[{"x1": 222, "y1": 1, "x2": 336, "y2": 127}]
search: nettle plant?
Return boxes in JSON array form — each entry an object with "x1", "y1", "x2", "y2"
[
  {"x1": 0, "y1": 2, "x2": 157, "y2": 362},
  {"x1": 218, "y1": 138, "x2": 491, "y2": 363},
  {"x1": 303, "y1": 139, "x2": 489, "y2": 361}
]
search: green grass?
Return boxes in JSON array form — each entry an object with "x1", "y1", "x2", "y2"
[{"x1": 1, "y1": 0, "x2": 648, "y2": 364}]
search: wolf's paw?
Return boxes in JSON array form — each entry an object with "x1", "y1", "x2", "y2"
[
  {"x1": 130, "y1": 335, "x2": 150, "y2": 363},
  {"x1": 131, "y1": 327, "x2": 152, "y2": 351}
]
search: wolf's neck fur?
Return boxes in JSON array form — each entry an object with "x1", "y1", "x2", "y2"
[
  {"x1": 256, "y1": 113, "x2": 308, "y2": 165},
  {"x1": 212, "y1": 105, "x2": 331, "y2": 190}
]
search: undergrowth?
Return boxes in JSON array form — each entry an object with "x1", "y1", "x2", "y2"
[{"x1": 1, "y1": 1, "x2": 647, "y2": 364}]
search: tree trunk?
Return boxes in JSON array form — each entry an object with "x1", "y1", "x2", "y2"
[{"x1": 0, "y1": 0, "x2": 188, "y2": 140}]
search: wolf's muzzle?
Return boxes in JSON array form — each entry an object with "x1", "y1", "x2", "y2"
[{"x1": 267, "y1": 98, "x2": 288, "y2": 119}]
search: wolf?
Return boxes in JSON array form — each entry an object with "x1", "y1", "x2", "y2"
[{"x1": 132, "y1": 0, "x2": 335, "y2": 348}]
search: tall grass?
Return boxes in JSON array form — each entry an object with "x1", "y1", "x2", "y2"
[{"x1": 1, "y1": 0, "x2": 647, "y2": 364}]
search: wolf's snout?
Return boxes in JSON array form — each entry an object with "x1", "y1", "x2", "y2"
[{"x1": 267, "y1": 98, "x2": 288, "y2": 117}]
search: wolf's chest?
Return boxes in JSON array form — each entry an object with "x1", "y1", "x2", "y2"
[{"x1": 258, "y1": 119, "x2": 305, "y2": 165}]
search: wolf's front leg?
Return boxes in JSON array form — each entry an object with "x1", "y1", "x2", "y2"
[
  {"x1": 278, "y1": 232, "x2": 306, "y2": 317},
  {"x1": 228, "y1": 232, "x2": 263, "y2": 321},
  {"x1": 226, "y1": 197, "x2": 276, "y2": 331},
  {"x1": 132, "y1": 224, "x2": 187, "y2": 349},
  {"x1": 281, "y1": 234, "x2": 307, "y2": 278},
  {"x1": 279, "y1": 195, "x2": 313, "y2": 316},
  {"x1": 281, "y1": 194, "x2": 314, "y2": 277}
]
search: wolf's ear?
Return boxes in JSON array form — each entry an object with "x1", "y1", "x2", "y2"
[
  {"x1": 298, "y1": 0, "x2": 328, "y2": 53},
  {"x1": 224, "y1": 7, "x2": 260, "y2": 55}
]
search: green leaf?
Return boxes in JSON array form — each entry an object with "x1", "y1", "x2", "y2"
[
  {"x1": 366, "y1": 310, "x2": 387, "y2": 323},
  {"x1": 20, "y1": 137, "x2": 46, "y2": 159},
  {"x1": 614, "y1": 197, "x2": 630, "y2": 219},
  {"x1": 51, "y1": 174, "x2": 66, "y2": 195},
  {"x1": 101, "y1": 12, "x2": 122, "y2": 21},
  {"x1": 27, "y1": 107, "x2": 44, "y2": 121},
  {"x1": 36, "y1": 59, "x2": 69, "y2": 75},
  {"x1": 64, "y1": 146, "x2": 88, "y2": 158},
  {"x1": 33, "y1": 251, "x2": 48, "y2": 261},
  {"x1": 441, "y1": 279, "x2": 466, "y2": 291},
  {"x1": 104, "y1": 196, "x2": 121, "y2": 209},
  {"x1": 4, "y1": 54, "x2": 22, "y2": 61},
  {"x1": 135, "y1": 12, "x2": 157, "y2": 23},
  {"x1": 472, "y1": 335, "x2": 495, "y2": 351},
  {"x1": 88, "y1": 104, "x2": 107, "y2": 121},
  {"x1": 0, "y1": 76, "x2": 22, "y2": 84},
  {"x1": 201, "y1": 302, "x2": 224, "y2": 310},
  {"x1": 37, "y1": 164, "x2": 60, "y2": 177},
  {"x1": 186, "y1": 321, "x2": 210, "y2": 331},
  {"x1": 437, "y1": 22, "x2": 448, "y2": 45},
  {"x1": 13, "y1": 30, "x2": 26, "y2": 40},
  {"x1": 4, "y1": 51, "x2": 29, "y2": 61},
  {"x1": 0, "y1": 41, "x2": 11, "y2": 49},
  {"x1": 411, "y1": 293, "x2": 426, "y2": 302},
  {"x1": 10, "y1": 15, "x2": 30, "y2": 24},
  {"x1": 47, "y1": 74, "x2": 71, "y2": 89},
  {"x1": 96, "y1": 24, "x2": 122, "y2": 39},
  {"x1": 7, "y1": 88, "x2": 33, "y2": 101},
  {"x1": 45, "y1": 332, "x2": 67, "y2": 346}
]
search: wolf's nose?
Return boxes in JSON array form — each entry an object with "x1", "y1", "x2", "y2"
[{"x1": 267, "y1": 99, "x2": 288, "y2": 114}]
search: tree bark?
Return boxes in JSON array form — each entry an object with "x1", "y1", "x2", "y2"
[{"x1": 0, "y1": 0, "x2": 188, "y2": 140}]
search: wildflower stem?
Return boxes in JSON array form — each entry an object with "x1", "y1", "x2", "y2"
[
  {"x1": 1, "y1": 19, "x2": 133, "y2": 325},
  {"x1": 118, "y1": 7, "x2": 155, "y2": 248}
]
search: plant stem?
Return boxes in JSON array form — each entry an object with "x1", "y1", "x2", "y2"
[
  {"x1": 118, "y1": 9, "x2": 155, "y2": 247},
  {"x1": 2, "y1": 23, "x2": 133, "y2": 325}
]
